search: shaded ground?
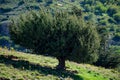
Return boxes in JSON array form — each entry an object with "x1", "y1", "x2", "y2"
[{"x1": 0, "y1": 55, "x2": 83, "y2": 80}]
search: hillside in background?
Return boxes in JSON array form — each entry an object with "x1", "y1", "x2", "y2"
[
  {"x1": 0, "y1": 48, "x2": 120, "y2": 80},
  {"x1": 0, "y1": 0, "x2": 120, "y2": 52}
]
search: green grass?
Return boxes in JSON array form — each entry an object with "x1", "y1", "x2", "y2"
[{"x1": 0, "y1": 48, "x2": 119, "y2": 80}]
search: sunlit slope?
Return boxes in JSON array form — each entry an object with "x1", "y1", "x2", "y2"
[{"x1": 0, "y1": 48, "x2": 119, "y2": 80}]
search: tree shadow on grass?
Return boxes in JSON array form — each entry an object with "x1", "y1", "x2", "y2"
[{"x1": 0, "y1": 55, "x2": 83, "y2": 80}]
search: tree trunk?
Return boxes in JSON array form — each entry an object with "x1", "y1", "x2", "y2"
[{"x1": 56, "y1": 57, "x2": 65, "y2": 70}]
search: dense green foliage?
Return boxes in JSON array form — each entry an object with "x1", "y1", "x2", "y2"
[
  {"x1": 95, "y1": 50, "x2": 120, "y2": 69},
  {"x1": 95, "y1": 26, "x2": 120, "y2": 69},
  {"x1": 10, "y1": 10, "x2": 100, "y2": 69}
]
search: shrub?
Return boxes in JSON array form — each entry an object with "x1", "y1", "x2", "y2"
[
  {"x1": 113, "y1": 12, "x2": 120, "y2": 23},
  {"x1": 107, "y1": 6, "x2": 118, "y2": 16},
  {"x1": 95, "y1": 2, "x2": 107, "y2": 13},
  {"x1": 84, "y1": 4, "x2": 91, "y2": 12},
  {"x1": 113, "y1": 33, "x2": 120, "y2": 42},
  {"x1": 18, "y1": 1, "x2": 25, "y2": 6},
  {"x1": 36, "y1": 0, "x2": 42, "y2": 2},
  {"x1": 99, "y1": 19, "x2": 107, "y2": 25},
  {"x1": 94, "y1": 51, "x2": 120, "y2": 68}
]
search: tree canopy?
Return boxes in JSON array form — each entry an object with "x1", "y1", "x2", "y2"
[{"x1": 10, "y1": 10, "x2": 100, "y2": 69}]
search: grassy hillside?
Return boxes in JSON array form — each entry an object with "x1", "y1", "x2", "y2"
[
  {"x1": 0, "y1": 0, "x2": 120, "y2": 48},
  {"x1": 0, "y1": 48, "x2": 119, "y2": 80}
]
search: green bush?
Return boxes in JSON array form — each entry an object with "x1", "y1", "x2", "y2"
[
  {"x1": 95, "y1": 2, "x2": 107, "y2": 13},
  {"x1": 84, "y1": 4, "x2": 92, "y2": 12},
  {"x1": 82, "y1": 0, "x2": 94, "y2": 5},
  {"x1": 113, "y1": 33, "x2": 120, "y2": 42},
  {"x1": 113, "y1": 12, "x2": 120, "y2": 23},
  {"x1": 107, "y1": 6, "x2": 118, "y2": 16},
  {"x1": 10, "y1": 10, "x2": 100, "y2": 69},
  {"x1": 99, "y1": 19, "x2": 107, "y2": 25},
  {"x1": 95, "y1": 51, "x2": 120, "y2": 69}
]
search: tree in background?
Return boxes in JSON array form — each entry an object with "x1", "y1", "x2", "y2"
[
  {"x1": 10, "y1": 10, "x2": 100, "y2": 70},
  {"x1": 95, "y1": 26, "x2": 120, "y2": 69}
]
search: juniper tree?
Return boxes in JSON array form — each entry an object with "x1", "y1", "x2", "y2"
[{"x1": 10, "y1": 10, "x2": 100, "y2": 69}]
